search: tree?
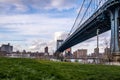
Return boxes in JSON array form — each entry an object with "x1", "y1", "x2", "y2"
[{"x1": 102, "y1": 38, "x2": 111, "y2": 63}]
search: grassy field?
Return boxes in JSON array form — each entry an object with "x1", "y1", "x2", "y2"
[{"x1": 0, "y1": 57, "x2": 120, "y2": 80}]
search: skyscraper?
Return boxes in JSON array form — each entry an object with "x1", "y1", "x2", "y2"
[{"x1": 45, "y1": 46, "x2": 48, "y2": 53}]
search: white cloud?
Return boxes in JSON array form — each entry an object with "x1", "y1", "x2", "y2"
[
  {"x1": 54, "y1": 32, "x2": 68, "y2": 41},
  {"x1": 0, "y1": 0, "x2": 28, "y2": 13},
  {"x1": 28, "y1": 39, "x2": 47, "y2": 52},
  {"x1": 0, "y1": 0, "x2": 78, "y2": 14},
  {"x1": 26, "y1": 0, "x2": 77, "y2": 10},
  {"x1": 50, "y1": 0, "x2": 77, "y2": 10},
  {"x1": 0, "y1": 14, "x2": 73, "y2": 36},
  {"x1": 0, "y1": 13, "x2": 74, "y2": 52}
]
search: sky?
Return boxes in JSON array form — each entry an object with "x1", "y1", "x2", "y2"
[{"x1": 0, "y1": 0, "x2": 110, "y2": 54}]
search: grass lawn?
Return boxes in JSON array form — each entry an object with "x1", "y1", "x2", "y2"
[{"x1": 0, "y1": 57, "x2": 120, "y2": 80}]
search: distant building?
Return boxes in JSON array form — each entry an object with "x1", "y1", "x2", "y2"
[
  {"x1": 94, "y1": 48, "x2": 99, "y2": 57},
  {"x1": 73, "y1": 49, "x2": 87, "y2": 58},
  {"x1": 22, "y1": 50, "x2": 26, "y2": 54},
  {"x1": 30, "y1": 52, "x2": 45, "y2": 58},
  {"x1": 56, "y1": 40, "x2": 63, "y2": 49},
  {"x1": 65, "y1": 48, "x2": 72, "y2": 58},
  {"x1": 45, "y1": 46, "x2": 48, "y2": 53},
  {"x1": 44, "y1": 46, "x2": 49, "y2": 56},
  {"x1": 91, "y1": 53, "x2": 96, "y2": 57},
  {"x1": 103, "y1": 47, "x2": 111, "y2": 60},
  {"x1": 0, "y1": 43, "x2": 13, "y2": 53},
  {"x1": 104, "y1": 47, "x2": 110, "y2": 55}
]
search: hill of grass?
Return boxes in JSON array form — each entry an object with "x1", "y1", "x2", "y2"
[{"x1": 0, "y1": 57, "x2": 120, "y2": 80}]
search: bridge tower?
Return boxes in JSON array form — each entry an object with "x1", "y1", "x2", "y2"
[
  {"x1": 56, "y1": 40, "x2": 63, "y2": 50},
  {"x1": 109, "y1": 4, "x2": 120, "y2": 62},
  {"x1": 54, "y1": 40, "x2": 64, "y2": 59}
]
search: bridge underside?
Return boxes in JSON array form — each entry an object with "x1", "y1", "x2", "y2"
[{"x1": 57, "y1": 13, "x2": 111, "y2": 52}]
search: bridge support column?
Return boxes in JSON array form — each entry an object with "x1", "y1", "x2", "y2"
[{"x1": 110, "y1": 7, "x2": 120, "y2": 62}]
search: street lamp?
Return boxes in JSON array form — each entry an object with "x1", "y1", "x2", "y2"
[{"x1": 97, "y1": 29, "x2": 100, "y2": 63}]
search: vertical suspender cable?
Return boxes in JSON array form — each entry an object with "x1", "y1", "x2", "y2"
[
  {"x1": 78, "y1": 0, "x2": 93, "y2": 26},
  {"x1": 69, "y1": 0, "x2": 86, "y2": 35},
  {"x1": 95, "y1": 0, "x2": 103, "y2": 11}
]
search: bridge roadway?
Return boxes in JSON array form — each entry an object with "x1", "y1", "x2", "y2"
[{"x1": 56, "y1": 0, "x2": 120, "y2": 53}]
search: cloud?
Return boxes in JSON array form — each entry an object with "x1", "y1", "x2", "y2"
[
  {"x1": 0, "y1": 0, "x2": 28, "y2": 14},
  {"x1": 28, "y1": 39, "x2": 47, "y2": 52},
  {"x1": 27, "y1": 31, "x2": 69, "y2": 53},
  {"x1": 0, "y1": 0, "x2": 78, "y2": 14},
  {"x1": 0, "y1": 13, "x2": 74, "y2": 52},
  {"x1": 0, "y1": 0, "x2": 78, "y2": 53},
  {"x1": 0, "y1": 14, "x2": 73, "y2": 36},
  {"x1": 50, "y1": 0, "x2": 77, "y2": 10},
  {"x1": 54, "y1": 32, "x2": 68, "y2": 41},
  {"x1": 23, "y1": 0, "x2": 77, "y2": 10}
]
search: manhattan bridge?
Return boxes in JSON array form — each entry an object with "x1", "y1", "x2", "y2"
[{"x1": 55, "y1": 0, "x2": 120, "y2": 62}]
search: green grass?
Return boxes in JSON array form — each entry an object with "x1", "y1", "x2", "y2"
[{"x1": 0, "y1": 57, "x2": 120, "y2": 80}]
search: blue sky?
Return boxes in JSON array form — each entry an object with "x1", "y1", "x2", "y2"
[{"x1": 0, "y1": 0, "x2": 110, "y2": 54}]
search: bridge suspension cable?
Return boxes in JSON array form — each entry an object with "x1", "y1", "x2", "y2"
[
  {"x1": 69, "y1": 0, "x2": 86, "y2": 36},
  {"x1": 78, "y1": 0, "x2": 93, "y2": 26},
  {"x1": 67, "y1": 0, "x2": 107, "y2": 39},
  {"x1": 95, "y1": 0, "x2": 103, "y2": 11}
]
